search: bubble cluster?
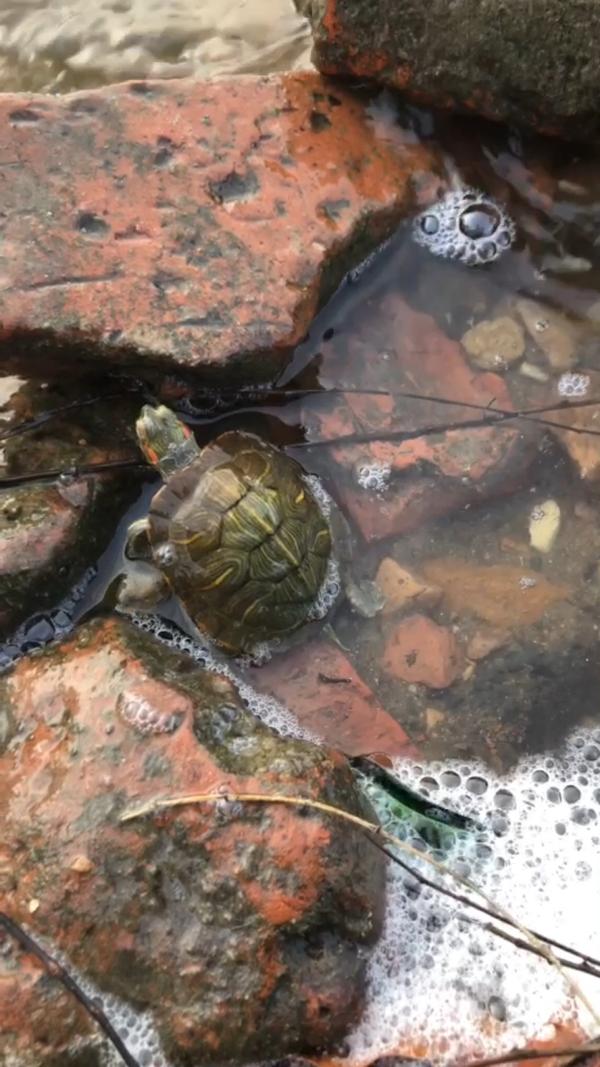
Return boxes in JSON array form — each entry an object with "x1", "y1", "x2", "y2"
[
  {"x1": 349, "y1": 732, "x2": 600, "y2": 1063},
  {"x1": 0, "y1": 566, "x2": 96, "y2": 673},
  {"x1": 557, "y1": 372, "x2": 591, "y2": 398},
  {"x1": 356, "y1": 461, "x2": 392, "y2": 493},
  {"x1": 308, "y1": 555, "x2": 341, "y2": 621},
  {"x1": 303, "y1": 471, "x2": 333, "y2": 517},
  {"x1": 413, "y1": 188, "x2": 516, "y2": 266},
  {"x1": 118, "y1": 691, "x2": 183, "y2": 736}
]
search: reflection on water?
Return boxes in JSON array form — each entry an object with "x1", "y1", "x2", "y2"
[{"x1": 0, "y1": 0, "x2": 312, "y2": 93}]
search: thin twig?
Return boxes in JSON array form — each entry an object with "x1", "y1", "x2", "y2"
[
  {"x1": 460, "y1": 912, "x2": 600, "y2": 981},
  {"x1": 0, "y1": 457, "x2": 145, "y2": 489},
  {"x1": 453, "y1": 1041, "x2": 600, "y2": 1067},
  {"x1": 119, "y1": 791, "x2": 600, "y2": 1031},
  {"x1": 0, "y1": 391, "x2": 134, "y2": 441},
  {"x1": 365, "y1": 832, "x2": 600, "y2": 976},
  {"x1": 0, "y1": 912, "x2": 140, "y2": 1067}
]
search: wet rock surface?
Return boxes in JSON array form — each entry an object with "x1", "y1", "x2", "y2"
[
  {"x1": 300, "y1": 0, "x2": 600, "y2": 141},
  {"x1": 0, "y1": 72, "x2": 441, "y2": 382},
  {"x1": 0, "y1": 617, "x2": 384, "y2": 1066},
  {"x1": 0, "y1": 379, "x2": 139, "y2": 637}
]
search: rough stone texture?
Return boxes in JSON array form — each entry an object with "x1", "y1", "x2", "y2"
[
  {"x1": 381, "y1": 614, "x2": 464, "y2": 689},
  {"x1": 251, "y1": 638, "x2": 417, "y2": 758},
  {"x1": 303, "y1": 298, "x2": 540, "y2": 541},
  {"x1": 0, "y1": 381, "x2": 139, "y2": 637},
  {"x1": 0, "y1": 618, "x2": 384, "y2": 1067},
  {"x1": 0, "y1": 73, "x2": 442, "y2": 382},
  {"x1": 299, "y1": 0, "x2": 600, "y2": 141}
]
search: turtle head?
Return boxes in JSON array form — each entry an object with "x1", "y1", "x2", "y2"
[{"x1": 136, "y1": 405, "x2": 200, "y2": 480}]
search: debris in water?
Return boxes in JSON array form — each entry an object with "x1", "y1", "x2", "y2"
[
  {"x1": 529, "y1": 499, "x2": 561, "y2": 554},
  {"x1": 557, "y1": 372, "x2": 591, "y2": 398}
]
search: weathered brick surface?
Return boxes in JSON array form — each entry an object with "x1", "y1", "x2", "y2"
[{"x1": 0, "y1": 73, "x2": 441, "y2": 381}]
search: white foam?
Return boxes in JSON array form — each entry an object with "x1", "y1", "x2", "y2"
[
  {"x1": 413, "y1": 187, "x2": 516, "y2": 266},
  {"x1": 557, "y1": 372, "x2": 591, "y2": 398},
  {"x1": 347, "y1": 733, "x2": 600, "y2": 1063},
  {"x1": 356, "y1": 461, "x2": 392, "y2": 493}
]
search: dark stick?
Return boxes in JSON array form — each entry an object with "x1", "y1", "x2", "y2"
[
  {"x1": 460, "y1": 913, "x2": 600, "y2": 981},
  {"x1": 0, "y1": 390, "x2": 136, "y2": 442},
  {"x1": 450, "y1": 1042, "x2": 600, "y2": 1067},
  {"x1": 0, "y1": 912, "x2": 140, "y2": 1067},
  {"x1": 0, "y1": 457, "x2": 145, "y2": 489}
]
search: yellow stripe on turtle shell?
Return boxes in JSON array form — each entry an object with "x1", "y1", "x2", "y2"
[
  {"x1": 272, "y1": 531, "x2": 301, "y2": 568},
  {"x1": 237, "y1": 500, "x2": 276, "y2": 537},
  {"x1": 198, "y1": 565, "x2": 235, "y2": 589},
  {"x1": 294, "y1": 489, "x2": 305, "y2": 504}
]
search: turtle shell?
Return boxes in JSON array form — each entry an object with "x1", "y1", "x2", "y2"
[{"x1": 147, "y1": 431, "x2": 332, "y2": 653}]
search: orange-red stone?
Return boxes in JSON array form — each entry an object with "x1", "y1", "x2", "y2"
[
  {"x1": 0, "y1": 618, "x2": 384, "y2": 1066},
  {"x1": 250, "y1": 638, "x2": 417, "y2": 758},
  {"x1": 382, "y1": 613, "x2": 464, "y2": 689},
  {"x1": 0, "y1": 73, "x2": 442, "y2": 380}
]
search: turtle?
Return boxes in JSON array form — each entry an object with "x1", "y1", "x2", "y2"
[{"x1": 118, "y1": 404, "x2": 384, "y2": 655}]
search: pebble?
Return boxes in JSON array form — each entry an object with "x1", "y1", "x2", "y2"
[
  {"x1": 375, "y1": 558, "x2": 442, "y2": 615},
  {"x1": 529, "y1": 499, "x2": 561, "y2": 554},
  {"x1": 425, "y1": 706, "x2": 445, "y2": 731},
  {"x1": 466, "y1": 627, "x2": 508, "y2": 660},
  {"x1": 461, "y1": 315, "x2": 525, "y2": 371},
  {"x1": 69, "y1": 854, "x2": 94, "y2": 874},
  {"x1": 382, "y1": 614, "x2": 464, "y2": 689},
  {"x1": 519, "y1": 361, "x2": 550, "y2": 383},
  {"x1": 516, "y1": 298, "x2": 579, "y2": 370}
]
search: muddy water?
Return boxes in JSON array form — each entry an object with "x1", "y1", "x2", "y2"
[{"x1": 0, "y1": 0, "x2": 312, "y2": 93}]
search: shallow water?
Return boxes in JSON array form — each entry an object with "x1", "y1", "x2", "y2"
[
  {"x1": 0, "y1": 0, "x2": 312, "y2": 93},
  {"x1": 4, "y1": 60, "x2": 600, "y2": 1067}
]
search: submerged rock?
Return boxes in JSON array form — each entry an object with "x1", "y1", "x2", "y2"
[
  {"x1": 251, "y1": 637, "x2": 417, "y2": 758},
  {"x1": 516, "y1": 299, "x2": 580, "y2": 371},
  {"x1": 0, "y1": 73, "x2": 442, "y2": 382},
  {"x1": 382, "y1": 614, "x2": 464, "y2": 690},
  {"x1": 375, "y1": 558, "x2": 442, "y2": 616},
  {"x1": 0, "y1": 618, "x2": 384, "y2": 1067},
  {"x1": 422, "y1": 559, "x2": 569, "y2": 630},
  {"x1": 299, "y1": 0, "x2": 600, "y2": 141},
  {"x1": 304, "y1": 298, "x2": 540, "y2": 540},
  {"x1": 461, "y1": 316, "x2": 525, "y2": 372}
]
